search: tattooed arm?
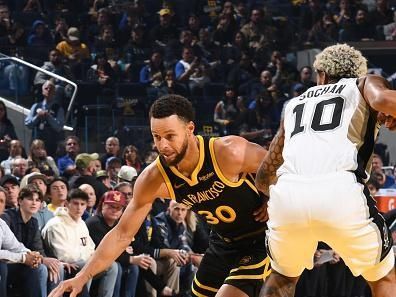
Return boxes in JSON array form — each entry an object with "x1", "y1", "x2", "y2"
[{"x1": 255, "y1": 121, "x2": 285, "y2": 196}]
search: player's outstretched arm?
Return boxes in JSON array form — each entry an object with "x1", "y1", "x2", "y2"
[
  {"x1": 362, "y1": 75, "x2": 396, "y2": 118},
  {"x1": 255, "y1": 122, "x2": 285, "y2": 196},
  {"x1": 48, "y1": 164, "x2": 165, "y2": 297}
]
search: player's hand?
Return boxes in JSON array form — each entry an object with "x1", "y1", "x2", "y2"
[
  {"x1": 48, "y1": 274, "x2": 87, "y2": 297},
  {"x1": 253, "y1": 199, "x2": 269, "y2": 222}
]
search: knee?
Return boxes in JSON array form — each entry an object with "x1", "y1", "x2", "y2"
[{"x1": 107, "y1": 262, "x2": 119, "y2": 277}]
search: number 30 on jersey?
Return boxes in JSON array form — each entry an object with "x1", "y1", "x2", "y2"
[{"x1": 198, "y1": 205, "x2": 236, "y2": 225}]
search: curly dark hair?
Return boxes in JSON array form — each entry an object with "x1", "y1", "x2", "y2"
[{"x1": 149, "y1": 94, "x2": 195, "y2": 122}]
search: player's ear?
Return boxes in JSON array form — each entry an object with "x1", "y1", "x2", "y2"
[{"x1": 187, "y1": 121, "x2": 195, "y2": 135}]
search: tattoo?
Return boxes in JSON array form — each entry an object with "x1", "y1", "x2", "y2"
[
  {"x1": 259, "y1": 271, "x2": 297, "y2": 297},
  {"x1": 255, "y1": 123, "x2": 285, "y2": 196}
]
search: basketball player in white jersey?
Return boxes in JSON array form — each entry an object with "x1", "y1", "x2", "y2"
[{"x1": 255, "y1": 44, "x2": 396, "y2": 297}]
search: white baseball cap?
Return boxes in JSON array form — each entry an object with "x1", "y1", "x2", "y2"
[{"x1": 117, "y1": 165, "x2": 138, "y2": 182}]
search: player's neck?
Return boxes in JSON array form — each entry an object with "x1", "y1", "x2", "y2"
[{"x1": 174, "y1": 135, "x2": 200, "y2": 177}]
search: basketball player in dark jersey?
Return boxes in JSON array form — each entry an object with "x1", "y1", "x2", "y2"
[{"x1": 49, "y1": 94, "x2": 271, "y2": 297}]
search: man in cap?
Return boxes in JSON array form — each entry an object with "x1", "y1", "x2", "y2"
[
  {"x1": 117, "y1": 165, "x2": 138, "y2": 184},
  {"x1": 55, "y1": 26, "x2": 90, "y2": 79},
  {"x1": 69, "y1": 153, "x2": 108, "y2": 199},
  {"x1": 0, "y1": 175, "x2": 20, "y2": 209},
  {"x1": 86, "y1": 191, "x2": 139, "y2": 297},
  {"x1": 96, "y1": 170, "x2": 111, "y2": 189},
  {"x1": 21, "y1": 172, "x2": 53, "y2": 230},
  {"x1": 149, "y1": 7, "x2": 179, "y2": 47}
]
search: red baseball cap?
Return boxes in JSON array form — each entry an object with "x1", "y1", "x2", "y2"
[{"x1": 102, "y1": 191, "x2": 127, "y2": 207}]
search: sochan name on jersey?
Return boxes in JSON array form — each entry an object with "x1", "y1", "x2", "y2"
[
  {"x1": 182, "y1": 181, "x2": 225, "y2": 207},
  {"x1": 299, "y1": 84, "x2": 346, "y2": 100}
]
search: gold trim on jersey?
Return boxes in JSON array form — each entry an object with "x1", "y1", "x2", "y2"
[
  {"x1": 169, "y1": 135, "x2": 205, "y2": 186},
  {"x1": 225, "y1": 274, "x2": 264, "y2": 280},
  {"x1": 193, "y1": 276, "x2": 218, "y2": 292},
  {"x1": 244, "y1": 177, "x2": 259, "y2": 195},
  {"x1": 156, "y1": 157, "x2": 176, "y2": 200},
  {"x1": 209, "y1": 138, "x2": 246, "y2": 187},
  {"x1": 230, "y1": 257, "x2": 269, "y2": 273},
  {"x1": 191, "y1": 287, "x2": 209, "y2": 297}
]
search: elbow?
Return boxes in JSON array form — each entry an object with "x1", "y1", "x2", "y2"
[{"x1": 369, "y1": 90, "x2": 396, "y2": 117}]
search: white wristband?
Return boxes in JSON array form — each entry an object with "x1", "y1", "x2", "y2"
[{"x1": 21, "y1": 253, "x2": 26, "y2": 263}]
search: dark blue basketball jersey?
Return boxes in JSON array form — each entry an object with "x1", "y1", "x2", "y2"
[{"x1": 156, "y1": 135, "x2": 267, "y2": 239}]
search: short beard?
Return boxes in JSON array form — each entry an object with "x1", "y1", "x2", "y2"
[{"x1": 161, "y1": 137, "x2": 188, "y2": 167}]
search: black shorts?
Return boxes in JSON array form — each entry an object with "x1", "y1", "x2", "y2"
[{"x1": 192, "y1": 233, "x2": 271, "y2": 297}]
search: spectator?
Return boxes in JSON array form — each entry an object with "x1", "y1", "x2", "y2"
[
  {"x1": 339, "y1": 8, "x2": 378, "y2": 41},
  {"x1": 27, "y1": 19, "x2": 53, "y2": 46},
  {"x1": 0, "y1": 217, "x2": 42, "y2": 297},
  {"x1": 0, "y1": 175, "x2": 20, "y2": 209},
  {"x1": 117, "y1": 165, "x2": 138, "y2": 185},
  {"x1": 79, "y1": 184, "x2": 97, "y2": 218},
  {"x1": 0, "y1": 3, "x2": 25, "y2": 47},
  {"x1": 42, "y1": 188, "x2": 118, "y2": 297},
  {"x1": 227, "y1": 51, "x2": 257, "y2": 95},
  {"x1": 86, "y1": 191, "x2": 140, "y2": 297},
  {"x1": 69, "y1": 153, "x2": 108, "y2": 199},
  {"x1": 46, "y1": 177, "x2": 68, "y2": 213},
  {"x1": 1, "y1": 184, "x2": 64, "y2": 296},
  {"x1": 113, "y1": 181, "x2": 133, "y2": 203},
  {"x1": 0, "y1": 100, "x2": 18, "y2": 162},
  {"x1": 213, "y1": 13, "x2": 236, "y2": 46},
  {"x1": 175, "y1": 47, "x2": 211, "y2": 94},
  {"x1": 213, "y1": 85, "x2": 238, "y2": 135},
  {"x1": 149, "y1": 8, "x2": 179, "y2": 48},
  {"x1": 0, "y1": 139, "x2": 23, "y2": 175},
  {"x1": 87, "y1": 51, "x2": 117, "y2": 89},
  {"x1": 371, "y1": 153, "x2": 395, "y2": 188},
  {"x1": 20, "y1": 172, "x2": 53, "y2": 230},
  {"x1": 122, "y1": 24, "x2": 150, "y2": 82},
  {"x1": 369, "y1": 0, "x2": 393, "y2": 26},
  {"x1": 151, "y1": 200, "x2": 193, "y2": 295},
  {"x1": 25, "y1": 80, "x2": 65, "y2": 156},
  {"x1": 51, "y1": 16, "x2": 68, "y2": 44},
  {"x1": 157, "y1": 68, "x2": 188, "y2": 98},
  {"x1": 11, "y1": 156, "x2": 28, "y2": 181},
  {"x1": 93, "y1": 24, "x2": 118, "y2": 57},
  {"x1": 123, "y1": 145, "x2": 142, "y2": 173},
  {"x1": 383, "y1": 9, "x2": 396, "y2": 40},
  {"x1": 57, "y1": 135, "x2": 80, "y2": 177},
  {"x1": 28, "y1": 139, "x2": 59, "y2": 177},
  {"x1": 100, "y1": 136, "x2": 121, "y2": 169},
  {"x1": 106, "y1": 157, "x2": 122, "y2": 188},
  {"x1": 307, "y1": 12, "x2": 339, "y2": 44},
  {"x1": 140, "y1": 49, "x2": 164, "y2": 90},
  {"x1": 96, "y1": 170, "x2": 112, "y2": 190},
  {"x1": 33, "y1": 49, "x2": 74, "y2": 104},
  {"x1": 55, "y1": 27, "x2": 90, "y2": 79}
]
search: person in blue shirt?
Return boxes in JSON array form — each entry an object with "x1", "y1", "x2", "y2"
[{"x1": 25, "y1": 80, "x2": 65, "y2": 157}]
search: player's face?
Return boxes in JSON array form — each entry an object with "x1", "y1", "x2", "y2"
[{"x1": 151, "y1": 115, "x2": 193, "y2": 166}]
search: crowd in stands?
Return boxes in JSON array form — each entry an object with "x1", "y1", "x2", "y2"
[{"x1": 0, "y1": 0, "x2": 396, "y2": 297}]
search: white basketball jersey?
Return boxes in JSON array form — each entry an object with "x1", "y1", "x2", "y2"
[{"x1": 278, "y1": 78, "x2": 380, "y2": 180}]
